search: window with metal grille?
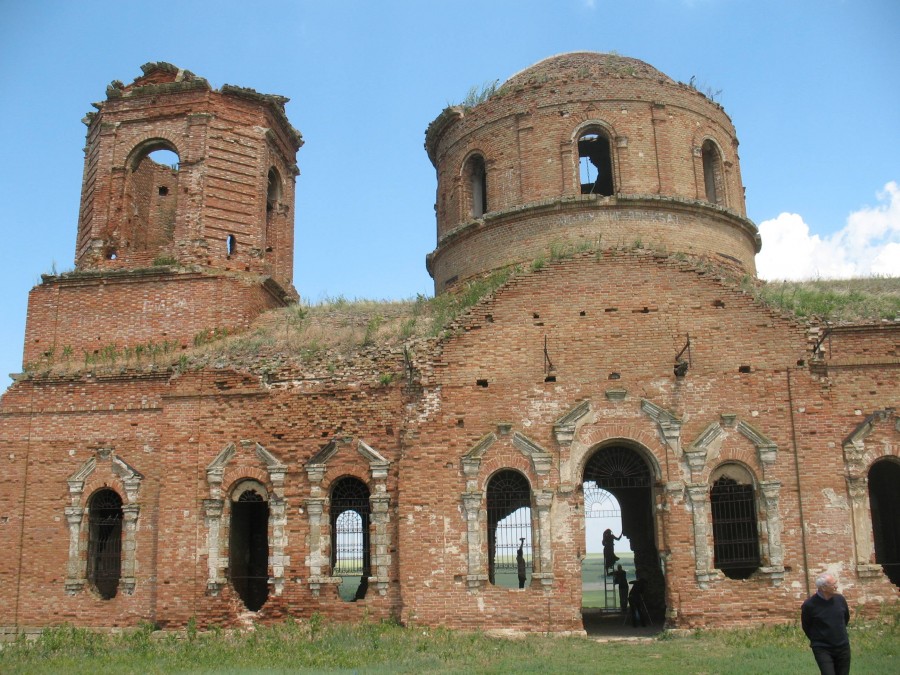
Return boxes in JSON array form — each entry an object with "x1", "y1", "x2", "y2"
[
  {"x1": 486, "y1": 470, "x2": 533, "y2": 587},
  {"x1": 711, "y1": 476, "x2": 760, "y2": 579},
  {"x1": 331, "y1": 477, "x2": 370, "y2": 601},
  {"x1": 86, "y1": 488, "x2": 123, "y2": 600}
]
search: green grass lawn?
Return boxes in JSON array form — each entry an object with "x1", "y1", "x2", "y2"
[{"x1": 0, "y1": 617, "x2": 896, "y2": 674}]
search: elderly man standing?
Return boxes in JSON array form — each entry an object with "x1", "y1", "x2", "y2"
[{"x1": 801, "y1": 573, "x2": 851, "y2": 675}]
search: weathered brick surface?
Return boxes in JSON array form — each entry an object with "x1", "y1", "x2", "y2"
[
  {"x1": 0, "y1": 56, "x2": 897, "y2": 636},
  {"x1": 425, "y1": 52, "x2": 758, "y2": 292}
]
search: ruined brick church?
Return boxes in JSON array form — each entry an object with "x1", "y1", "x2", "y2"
[{"x1": 1, "y1": 53, "x2": 897, "y2": 636}]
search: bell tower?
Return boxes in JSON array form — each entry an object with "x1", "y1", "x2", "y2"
[{"x1": 22, "y1": 63, "x2": 303, "y2": 367}]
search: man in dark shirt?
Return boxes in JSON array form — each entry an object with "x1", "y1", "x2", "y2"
[{"x1": 801, "y1": 573, "x2": 851, "y2": 675}]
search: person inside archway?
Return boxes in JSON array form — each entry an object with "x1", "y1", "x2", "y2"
[
  {"x1": 628, "y1": 576, "x2": 648, "y2": 627},
  {"x1": 602, "y1": 528, "x2": 621, "y2": 574},
  {"x1": 613, "y1": 564, "x2": 628, "y2": 613},
  {"x1": 516, "y1": 538, "x2": 527, "y2": 589}
]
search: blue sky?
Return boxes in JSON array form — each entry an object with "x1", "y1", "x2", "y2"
[{"x1": 0, "y1": 0, "x2": 898, "y2": 389}]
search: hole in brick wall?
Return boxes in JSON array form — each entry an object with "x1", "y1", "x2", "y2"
[
  {"x1": 608, "y1": 372, "x2": 620, "y2": 380},
  {"x1": 713, "y1": 299, "x2": 726, "y2": 308},
  {"x1": 739, "y1": 365, "x2": 751, "y2": 373},
  {"x1": 605, "y1": 307, "x2": 617, "y2": 313},
  {"x1": 579, "y1": 310, "x2": 586, "y2": 316},
  {"x1": 457, "y1": 418, "x2": 465, "y2": 427},
  {"x1": 797, "y1": 359, "x2": 806, "y2": 367},
  {"x1": 321, "y1": 431, "x2": 330, "y2": 437},
  {"x1": 158, "y1": 186, "x2": 169, "y2": 196},
  {"x1": 544, "y1": 375, "x2": 557, "y2": 382},
  {"x1": 385, "y1": 425, "x2": 393, "y2": 435},
  {"x1": 633, "y1": 307, "x2": 650, "y2": 313},
  {"x1": 532, "y1": 312, "x2": 540, "y2": 319},
  {"x1": 106, "y1": 249, "x2": 117, "y2": 260},
  {"x1": 476, "y1": 379, "x2": 489, "y2": 388},
  {"x1": 485, "y1": 314, "x2": 493, "y2": 323},
  {"x1": 227, "y1": 235, "x2": 236, "y2": 257}
]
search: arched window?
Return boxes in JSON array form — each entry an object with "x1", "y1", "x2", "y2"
[
  {"x1": 124, "y1": 142, "x2": 180, "y2": 256},
  {"x1": 486, "y1": 470, "x2": 533, "y2": 587},
  {"x1": 466, "y1": 154, "x2": 487, "y2": 218},
  {"x1": 86, "y1": 488, "x2": 123, "y2": 600},
  {"x1": 710, "y1": 466, "x2": 760, "y2": 580},
  {"x1": 229, "y1": 480, "x2": 269, "y2": 611},
  {"x1": 701, "y1": 140, "x2": 724, "y2": 205},
  {"x1": 330, "y1": 477, "x2": 371, "y2": 601},
  {"x1": 578, "y1": 129, "x2": 614, "y2": 196},
  {"x1": 869, "y1": 458, "x2": 900, "y2": 587},
  {"x1": 265, "y1": 168, "x2": 281, "y2": 254}
]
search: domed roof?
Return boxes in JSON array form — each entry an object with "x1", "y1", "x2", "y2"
[{"x1": 502, "y1": 51, "x2": 675, "y2": 90}]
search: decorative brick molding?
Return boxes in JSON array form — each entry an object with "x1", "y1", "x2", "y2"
[
  {"x1": 304, "y1": 438, "x2": 392, "y2": 596},
  {"x1": 204, "y1": 441, "x2": 288, "y2": 597},
  {"x1": 65, "y1": 449, "x2": 143, "y2": 595}
]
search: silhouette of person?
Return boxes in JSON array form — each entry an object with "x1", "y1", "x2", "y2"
[
  {"x1": 613, "y1": 564, "x2": 628, "y2": 613},
  {"x1": 602, "y1": 529, "x2": 621, "y2": 573},
  {"x1": 516, "y1": 538, "x2": 526, "y2": 589},
  {"x1": 629, "y1": 576, "x2": 647, "y2": 627}
]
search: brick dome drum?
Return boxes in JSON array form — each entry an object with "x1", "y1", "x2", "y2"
[{"x1": 425, "y1": 52, "x2": 760, "y2": 293}]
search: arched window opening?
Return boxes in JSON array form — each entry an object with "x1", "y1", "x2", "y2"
[
  {"x1": 87, "y1": 488, "x2": 123, "y2": 600},
  {"x1": 701, "y1": 140, "x2": 724, "y2": 205},
  {"x1": 330, "y1": 477, "x2": 371, "y2": 601},
  {"x1": 578, "y1": 131, "x2": 614, "y2": 196},
  {"x1": 466, "y1": 155, "x2": 487, "y2": 218},
  {"x1": 486, "y1": 470, "x2": 533, "y2": 588},
  {"x1": 226, "y1": 234, "x2": 236, "y2": 257},
  {"x1": 869, "y1": 459, "x2": 900, "y2": 587},
  {"x1": 265, "y1": 168, "x2": 282, "y2": 254},
  {"x1": 229, "y1": 481, "x2": 269, "y2": 611},
  {"x1": 125, "y1": 144, "x2": 180, "y2": 255},
  {"x1": 710, "y1": 472, "x2": 760, "y2": 579}
]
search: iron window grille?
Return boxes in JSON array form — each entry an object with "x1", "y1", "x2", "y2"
[
  {"x1": 711, "y1": 476, "x2": 760, "y2": 579},
  {"x1": 486, "y1": 470, "x2": 533, "y2": 585}
]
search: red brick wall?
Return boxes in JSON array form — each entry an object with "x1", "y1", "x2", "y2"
[
  {"x1": 22, "y1": 271, "x2": 287, "y2": 368},
  {"x1": 426, "y1": 53, "x2": 757, "y2": 294}
]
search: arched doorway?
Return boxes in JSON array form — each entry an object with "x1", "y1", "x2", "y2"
[
  {"x1": 583, "y1": 444, "x2": 664, "y2": 622},
  {"x1": 229, "y1": 481, "x2": 270, "y2": 611},
  {"x1": 582, "y1": 486, "x2": 628, "y2": 609},
  {"x1": 869, "y1": 458, "x2": 900, "y2": 587}
]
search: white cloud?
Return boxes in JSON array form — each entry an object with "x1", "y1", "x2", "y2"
[{"x1": 756, "y1": 182, "x2": 900, "y2": 280}]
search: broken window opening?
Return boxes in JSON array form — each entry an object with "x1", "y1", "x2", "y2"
[
  {"x1": 710, "y1": 473, "x2": 760, "y2": 579},
  {"x1": 701, "y1": 140, "x2": 724, "y2": 205},
  {"x1": 578, "y1": 131, "x2": 614, "y2": 196},
  {"x1": 467, "y1": 155, "x2": 487, "y2": 218},
  {"x1": 227, "y1": 234, "x2": 236, "y2": 257},
  {"x1": 869, "y1": 458, "x2": 900, "y2": 587},
  {"x1": 123, "y1": 144, "x2": 180, "y2": 257},
  {"x1": 486, "y1": 470, "x2": 533, "y2": 588},
  {"x1": 86, "y1": 488, "x2": 123, "y2": 600},
  {"x1": 330, "y1": 477, "x2": 371, "y2": 601},
  {"x1": 229, "y1": 482, "x2": 270, "y2": 611}
]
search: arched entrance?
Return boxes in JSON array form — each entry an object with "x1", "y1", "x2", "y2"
[
  {"x1": 229, "y1": 481, "x2": 270, "y2": 611},
  {"x1": 869, "y1": 458, "x2": 900, "y2": 587},
  {"x1": 583, "y1": 444, "x2": 664, "y2": 624}
]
